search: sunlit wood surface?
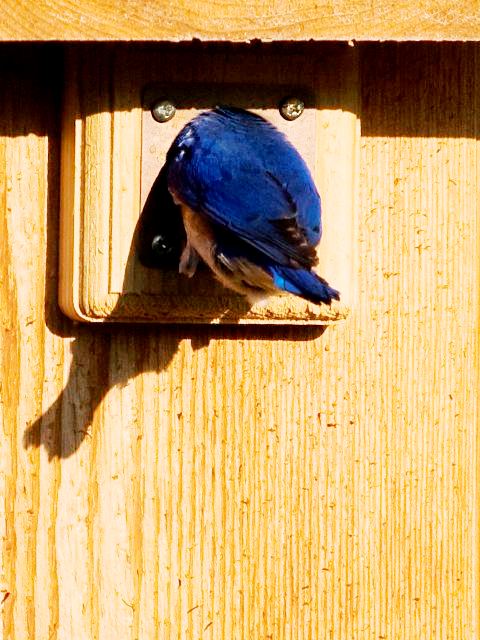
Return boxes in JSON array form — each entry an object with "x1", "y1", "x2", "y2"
[
  {"x1": 0, "y1": 43, "x2": 479, "y2": 639},
  {"x1": 1, "y1": 1, "x2": 480, "y2": 41}
]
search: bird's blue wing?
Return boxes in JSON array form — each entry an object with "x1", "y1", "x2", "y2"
[{"x1": 166, "y1": 108, "x2": 322, "y2": 269}]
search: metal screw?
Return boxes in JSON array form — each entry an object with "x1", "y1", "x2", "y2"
[
  {"x1": 151, "y1": 99, "x2": 176, "y2": 123},
  {"x1": 279, "y1": 97, "x2": 305, "y2": 121}
]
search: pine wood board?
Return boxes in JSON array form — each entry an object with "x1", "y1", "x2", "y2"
[
  {"x1": 0, "y1": 42, "x2": 479, "y2": 639},
  {"x1": 1, "y1": 1, "x2": 480, "y2": 41}
]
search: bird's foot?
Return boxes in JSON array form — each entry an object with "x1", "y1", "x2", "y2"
[{"x1": 179, "y1": 242, "x2": 200, "y2": 277}]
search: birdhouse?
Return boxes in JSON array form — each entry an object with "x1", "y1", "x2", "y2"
[{"x1": 1, "y1": 3, "x2": 479, "y2": 639}]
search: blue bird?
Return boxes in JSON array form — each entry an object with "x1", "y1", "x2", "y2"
[{"x1": 166, "y1": 106, "x2": 340, "y2": 305}]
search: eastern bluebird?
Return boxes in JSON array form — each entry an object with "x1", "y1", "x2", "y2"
[{"x1": 165, "y1": 106, "x2": 340, "y2": 305}]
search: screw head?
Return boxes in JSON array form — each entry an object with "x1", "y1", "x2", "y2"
[
  {"x1": 151, "y1": 99, "x2": 176, "y2": 123},
  {"x1": 279, "y1": 97, "x2": 305, "y2": 121}
]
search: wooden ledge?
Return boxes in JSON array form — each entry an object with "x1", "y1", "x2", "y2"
[{"x1": 1, "y1": 1, "x2": 479, "y2": 42}]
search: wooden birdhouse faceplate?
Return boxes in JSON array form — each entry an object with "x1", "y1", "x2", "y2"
[{"x1": 59, "y1": 44, "x2": 357, "y2": 323}]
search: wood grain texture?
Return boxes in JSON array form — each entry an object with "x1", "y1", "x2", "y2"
[
  {"x1": 1, "y1": 42, "x2": 480, "y2": 639},
  {"x1": 59, "y1": 44, "x2": 356, "y2": 324},
  {"x1": 1, "y1": 1, "x2": 480, "y2": 42}
]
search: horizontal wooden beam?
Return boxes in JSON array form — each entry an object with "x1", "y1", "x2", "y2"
[{"x1": 1, "y1": 0, "x2": 479, "y2": 42}]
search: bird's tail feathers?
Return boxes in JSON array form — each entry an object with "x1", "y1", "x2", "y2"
[{"x1": 270, "y1": 265, "x2": 340, "y2": 305}]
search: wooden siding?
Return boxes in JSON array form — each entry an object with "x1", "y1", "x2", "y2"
[{"x1": 0, "y1": 43, "x2": 479, "y2": 639}]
